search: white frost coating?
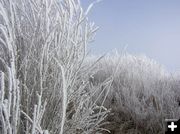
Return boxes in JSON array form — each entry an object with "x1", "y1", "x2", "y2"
[
  {"x1": 0, "y1": 71, "x2": 4, "y2": 102},
  {"x1": 54, "y1": 58, "x2": 67, "y2": 134}
]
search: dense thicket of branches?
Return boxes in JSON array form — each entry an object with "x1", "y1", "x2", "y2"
[
  {"x1": 88, "y1": 53, "x2": 180, "y2": 134},
  {"x1": 0, "y1": 0, "x2": 110, "y2": 134}
]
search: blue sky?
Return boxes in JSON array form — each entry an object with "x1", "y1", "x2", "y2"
[{"x1": 81, "y1": 0, "x2": 180, "y2": 71}]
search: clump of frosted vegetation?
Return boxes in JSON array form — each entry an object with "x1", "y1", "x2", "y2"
[
  {"x1": 87, "y1": 52, "x2": 180, "y2": 134},
  {"x1": 0, "y1": 0, "x2": 110, "y2": 133}
]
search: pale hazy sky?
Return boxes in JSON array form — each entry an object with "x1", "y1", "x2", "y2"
[{"x1": 81, "y1": 0, "x2": 180, "y2": 71}]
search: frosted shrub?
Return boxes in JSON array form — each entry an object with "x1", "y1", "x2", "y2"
[
  {"x1": 0, "y1": 0, "x2": 110, "y2": 134},
  {"x1": 88, "y1": 53, "x2": 180, "y2": 134}
]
